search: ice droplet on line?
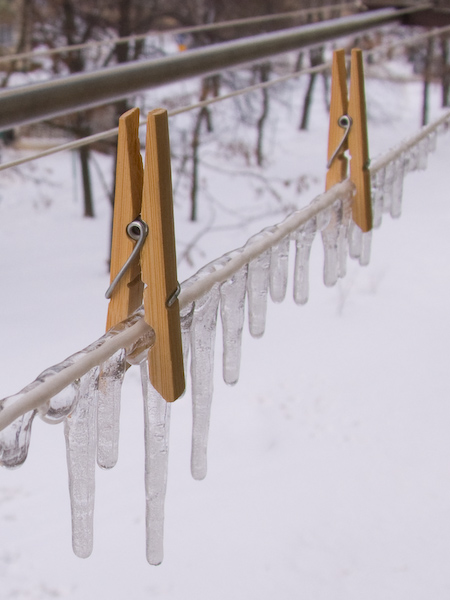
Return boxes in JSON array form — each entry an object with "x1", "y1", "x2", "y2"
[
  {"x1": 38, "y1": 382, "x2": 79, "y2": 424},
  {"x1": 247, "y1": 249, "x2": 270, "y2": 338},
  {"x1": 220, "y1": 265, "x2": 247, "y2": 385},
  {"x1": 293, "y1": 217, "x2": 316, "y2": 305},
  {"x1": 97, "y1": 349, "x2": 126, "y2": 470},
  {"x1": 64, "y1": 367, "x2": 99, "y2": 559},
  {"x1": 269, "y1": 236, "x2": 290, "y2": 303},
  {"x1": 140, "y1": 362, "x2": 171, "y2": 566},
  {"x1": 190, "y1": 284, "x2": 220, "y2": 480},
  {"x1": 0, "y1": 397, "x2": 36, "y2": 468}
]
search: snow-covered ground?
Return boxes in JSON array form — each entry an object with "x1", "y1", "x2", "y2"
[{"x1": 0, "y1": 62, "x2": 450, "y2": 599}]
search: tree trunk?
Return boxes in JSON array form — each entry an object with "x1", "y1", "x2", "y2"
[
  {"x1": 256, "y1": 64, "x2": 270, "y2": 166},
  {"x1": 79, "y1": 145, "x2": 94, "y2": 218},
  {"x1": 441, "y1": 35, "x2": 450, "y2": 108},
  {"x1": 422, "y1": 37, "x2": 434, "y2": 127},
  {"x1": 299, "y1": 47, "x2": 324, "y2": 131}
]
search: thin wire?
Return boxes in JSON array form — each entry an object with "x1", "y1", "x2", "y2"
[
  {"x1": 3, "y1": 18, "x2": 450, "y2": 174},
  {"x1": 0, "y1": 2, "x2": 360, "y2": 66},
  {"x1": 0, "y1": 62, "x2": 331, "y2": 173}
]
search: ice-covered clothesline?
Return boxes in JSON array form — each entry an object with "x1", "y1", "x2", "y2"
[
  {"x1": 0, "y1": 179, "x2": 351, "y2": 434},
  {"x1": 1, "y1": 106, "x2": 449, "y2": 565}
]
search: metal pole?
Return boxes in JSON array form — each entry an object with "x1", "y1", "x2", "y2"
[{"x1": 0, "y1": 6, "x2": 426, "y2": 131}]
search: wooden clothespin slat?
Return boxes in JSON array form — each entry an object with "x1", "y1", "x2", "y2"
[
  {"x1": 106, "y1": 107, "x2": 185, "y2": 403},
  {"x1": 325, "y1": 48, "x2": 373, "y2": 233},
  {"x1": 106, "y1": 107, "x2": 144, "y2": 331},
  {"x1": 326, "y1": 48, "x2": 348, "y2": 191},
  {"x1": 140, "y1": 109, "x2": 185, "y2": 403},
  {"x1": 348, "y1": 48, "x2": 372, "y2": 233}
]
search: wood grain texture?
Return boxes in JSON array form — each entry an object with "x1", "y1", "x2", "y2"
[
  {"x1": 140, "y1": 109, "x2": 185, "y2": 402},
  {"x1": 348, "y1": 48, "x2": 373, "y2": 232},
  {"x1": 106, "y1": 108, "x2": 144, "y2": 331},
  {"x1": 325, "y1": 48, "x2": 348, "y2": 191}
]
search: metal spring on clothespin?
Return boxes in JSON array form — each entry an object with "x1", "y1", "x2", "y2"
[
  {"x1": 105, "y1": 218, "x2": 148, "y2": 300},
  {"x1": 326, "y1": 115, "x2": 352, "y2": 169}
]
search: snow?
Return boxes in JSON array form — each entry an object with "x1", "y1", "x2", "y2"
[{"x1": 1, "y1": 63, "x2": 450, "y2": 599}]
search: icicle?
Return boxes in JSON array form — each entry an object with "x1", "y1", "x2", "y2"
[
  {"x1": 382, "y1": 160, "x2": 395, "y2": 214},
  {"x1": 293, "y1": 217, "x2": 316, "y2": 305},
  {"x1": 321, "y1": 200, "x2": 342, "y2": 288},
  {"x1": 371, "y1": 167, "x2": 385, "y2": 229},
  {"x1": 247, "y1": 249, "x2": 270, "y2": 338},
  {"x1": 269, "y1": 236, "x2": 290, "y2": 303},
  {"x1": 96, "y1": 349, "x2": 126, "y2": 470},
  {"x1": 140, "y1": 362, "x2": 171, "y2": 566},
  {"x1": 38, "y1": 382, "x2": 79, "y2": 424},
  {"x1": 64, "y1": 367, "x2": 99, "y2": 559},
  {"x1": 190, "y1": 284, "x2": 220, "y2": 481},
  {"x1": 337, "y1": 193, "x2": 352, "y2": 278},
  {"x1": 390, "y1": 158, "x2": 405, "y2": 219},
  {"x1": 405, "y1": 144, "x2": 419, "y2": 174},
  {"x1": 428, "y1": 130, "x2": 438, "y2": 153},
  {"x1": 316, "y1": 206, "x2": 331, "y2": 231},
  {"x1": 220, "y1": 265, "x2": 247, "y2": 385},
  {"x1": 417, "y1": 137, "x2": 429, "y2": 171},
  {"x1": 0, "y1": 396, "x2": 36, "y2": 468},
  {"x1": 180, "y1": 302, "x2": 195, "y2": 373},
  {"x1": 348, "y1": 219, "x2": 363, "y2": 259},
  {"x1": 359, "y1": 231, "x2": 372, "y2": 266}
]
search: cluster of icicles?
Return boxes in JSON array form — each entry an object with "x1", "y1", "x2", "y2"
[{"x1": 0, "y1": 119, "x2": 443, "y2": 565}]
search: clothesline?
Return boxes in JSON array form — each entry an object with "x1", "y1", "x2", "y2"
[{"x1": 1, "y1": 105, "x2": 450, "y2": 432}]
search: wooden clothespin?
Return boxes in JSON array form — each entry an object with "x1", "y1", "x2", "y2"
[
  {"x1": 106, "y1": 107, "x2": 185, "y2": 402},
  {"x1": 326, "y1": 48, "x2": 372, "y2": 232}
]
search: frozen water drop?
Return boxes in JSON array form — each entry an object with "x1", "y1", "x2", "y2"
[
  {"x1": 0, "y1": 395, "x2": 36, "y2": 468},
  {"x1": 38, "y1": 382, "x2": 79, "y2": 424}
]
